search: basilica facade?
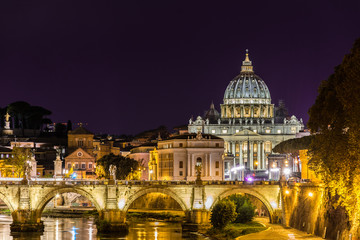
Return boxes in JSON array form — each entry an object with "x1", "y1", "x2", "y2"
[{"x1": 188, "y1": 51, "x2": 304, "y2": 180}]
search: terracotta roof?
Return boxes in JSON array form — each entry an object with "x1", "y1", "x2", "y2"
[{"x1": 69, "y1": 127, "x2": 93, "y2": 135}]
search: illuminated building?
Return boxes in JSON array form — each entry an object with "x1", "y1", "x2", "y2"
[
  {"x1": 188, "y1": 50, "x2": 304, "y2": 180},
  {"x1": 156, "y1": 132, "x2": 224, "y2": 181}
]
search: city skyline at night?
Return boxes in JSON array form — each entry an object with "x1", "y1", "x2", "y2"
[{"x1": 0, "y1": 1, "x2": 359, "y2": 134}]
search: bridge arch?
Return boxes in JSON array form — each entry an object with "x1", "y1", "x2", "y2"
[
  {"x1": 211, "y1": 188, "x2": 275, "y2": 222},
  {"x1": 35, "y1": 187, "x2": 102, "y2": 213},
  {"x1": 123, "y1": 187, "x2": 188, "y2": 212},
  {"x1": 0, "y1": 191, "x2": 15, "y2": 212}
]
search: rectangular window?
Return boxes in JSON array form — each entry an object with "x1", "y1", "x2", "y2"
[
  {"x1": 265, "y1": 129, "x2": 271, "y2": 134},
  {"x1": 179, "y1": 161, "x2": 183, "y2": 168},
  {"x1": 179, "y1": 171, "x2": 183, "y2": 176},
  {"x1": 222, "y1": 129, "x2": 228, "y2": 134},
  {"x1": 211, "y1": 130, "x2": 216, "y2": 134},
  {"x1": 89, "y1": 163, "x2": 93, "y2": 169},
  {"x1": 215, "y1": 161, "x2": 219, "y2": 168},
  {"x1": 81, "y1": 163, "x2": 86, "y2": 169},
  {"x1": 67, "y1": 163, "x2": 71, "y2": 169},
  {"x1": 78, "y1": 140, "x2": 84, "y2": 147},
  {"x1": 216, "y1": 171, "x2": 219, "y2": 176},
  {"x1": 179, "y1": 143, "x2": 183, "y2": 147},
  {"x1": 75, "y1": 163, "x2": 79, "y2": 169},
  {"x1": 215, "y1": 143, "x2": 219, "y2": 147}
]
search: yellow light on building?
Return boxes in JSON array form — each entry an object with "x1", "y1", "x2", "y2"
[
  {"x1": 308, "y1": 192, "x2": 313, "y2": 197},
  {"x1": 285, "y1": 190, "x2": 290, "y2": 195}
]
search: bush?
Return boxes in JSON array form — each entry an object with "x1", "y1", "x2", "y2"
[
  {"x1": 210, "y1": 199, "x2": 237, "y2": 229},
  {"x1": 227, "y1": 194, "x2": 255, "y2": 223}
]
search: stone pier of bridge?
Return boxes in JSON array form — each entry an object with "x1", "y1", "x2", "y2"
[{"x1": 0, "y1": 180, "x2": 281, "y2": 232}]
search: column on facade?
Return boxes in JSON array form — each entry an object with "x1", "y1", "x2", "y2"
[
  {"x1": 250, "y1": 141, "x2": 254, "y2": 170},
  {"x1": 209, "y1": 153, "x2": 212, "y2": 177},
  {"x1": 204, "y1": 154, "x2": 208, "y2": 177},
  {"x1": 250, "y1": 105, "x2": 254, "y2": 118},
  {"x1": 239, "y1": 141, "x2": 243, "y2": 167},
  {"x1": 257, "y1": 141, "x2": 261, "y2": 170},
  {"x1": 231, "y1": 141, "x2": 236, "y2": 157},
  {"x1": 240, "y1": 106, "x2": 244, "y2": 118},
  {"x1": 187, "y1": 153, "x2": 190, "y2": 179},
  {"x1": 261, "y1": 142, "x2": 266, "y2": 170},
  {"x1": 191, "y1": 154, "x2": 194, "y2": 177}
]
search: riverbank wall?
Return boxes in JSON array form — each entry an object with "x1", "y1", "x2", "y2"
[{"x1": 281, "y1": 183, "x2": 355, "y2": 240}]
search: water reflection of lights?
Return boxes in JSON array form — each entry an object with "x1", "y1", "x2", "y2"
[
  {"x1": 88, "y1": 225, "x2": 93, "y2": 240},
  {"x1": 71, "y1": 226, "x2": 78, "y2": 240},
  {"x1": 55, "y1": 220, "x2": 59, "y2": 240},
  {"x1": 154, "y1": 227, "x2": 158, "y2": 240}
]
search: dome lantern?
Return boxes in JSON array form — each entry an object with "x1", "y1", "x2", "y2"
[{"x1": 241, "y1": 49, "x2": 253, "y2": 73}]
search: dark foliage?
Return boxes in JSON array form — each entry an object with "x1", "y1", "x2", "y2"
[
  {"x1": 210, "y1": 199, "x2": 236, "y2": 229},
  {"x1": 227, "y1": 194, "x2": 256, "y2": 223}
]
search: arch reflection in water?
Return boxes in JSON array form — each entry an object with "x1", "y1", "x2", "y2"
[{"x1": 0, "y1": 215, "x2": 207, "y2": 240}]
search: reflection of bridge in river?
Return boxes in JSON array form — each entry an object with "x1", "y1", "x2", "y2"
[{"x1": 0, "y1": 179, "x2": 281, "y2": 232}]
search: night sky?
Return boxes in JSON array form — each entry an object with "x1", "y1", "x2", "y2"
[{"x1": 0, "y1": 1, "x2": 359, "y2": 135}]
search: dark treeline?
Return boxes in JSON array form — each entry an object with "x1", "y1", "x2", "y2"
[{"x1": 0, "y1": 101, "x2": 52, "y2": 132}]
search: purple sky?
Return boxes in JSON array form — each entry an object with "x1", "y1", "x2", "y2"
[{"x1": 0, "y1": 1, "x2": 359, "y2": 135}]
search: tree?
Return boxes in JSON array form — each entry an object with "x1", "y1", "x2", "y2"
[
  {"x1": 66, "y1": 120, "x2": 73, "y2": 132},
  {"x1": 272, "y1": 135, "x2": 313, "y2": 155},
  {"x1": 5, "y1": 147, "x2": 32, "y2": 178},
  {"x1": 227, "y1": 194, "x2": 256, "y2": 223},
  {"x1": 307, "y1": 38, "x2": 360, "y2": 235},
  {"x1": 210, "y1": 199, "x2": 237, "y2": 229},
  {"x1": 95, "y1": 153, "x2": 140, "y2": 180},
  {"x1": 55, "y1": 123, "x2": 67, "y2": 137}
]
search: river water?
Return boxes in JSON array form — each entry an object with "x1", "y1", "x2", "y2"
[{"x1": 0, "y1": 215, "x2": 207, "y2": 240}]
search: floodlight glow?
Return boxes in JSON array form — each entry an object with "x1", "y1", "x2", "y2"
[
  {"x1": 283, "y1": 168, "x2": 291, "y2": 175},
  {"x1": 308, "y1": 192, "x2": 313, "y2": 197},
  {"x1": 246, "y1": 177, "x2": 253, "y2": 182},
  {"x1": 118, "y1": 199, "x2": 126, "y2": 210},
  {"x1": 285, "y1": 190, "x2": 290, "y2": 195},
  {"x1": 231, "y1": 166, "x2": 245, "y2": 172},
  {"x1": 271, "y1": 201, "x2": 277, "y2": 208},
  {"x1": 205, "y1": 196, "x2": 213, "y2": 210}
]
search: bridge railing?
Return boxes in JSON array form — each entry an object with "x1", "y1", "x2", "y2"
[{"x1": 0, "y1": 179, "x2": 280, "y2": 186}]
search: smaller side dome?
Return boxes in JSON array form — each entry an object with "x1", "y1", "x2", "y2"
[{"x1": 204, "y1": 102, "x2": 220, "y2": 123}]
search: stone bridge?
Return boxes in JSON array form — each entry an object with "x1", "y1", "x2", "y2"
[{"x1": 0, "y1": 180, "x2": 281, "y2": 232}]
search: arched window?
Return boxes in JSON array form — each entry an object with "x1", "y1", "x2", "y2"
[{"x1": 196, "y1": 157, "x2": 202, "y2": 166}]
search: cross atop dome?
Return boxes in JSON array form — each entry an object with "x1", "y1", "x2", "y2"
[{"x1": 241, "y1": 49, "x2": 253, "y2": 73}]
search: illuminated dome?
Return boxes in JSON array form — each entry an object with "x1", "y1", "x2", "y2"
[
  {"x1": 220, "y1": 50, "x2": 274, "y2": 119},
  {"x1": 223, "y1": 50, "x2": 271, "y2": 103}
]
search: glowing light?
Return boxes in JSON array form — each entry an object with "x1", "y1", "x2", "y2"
[
  {"x1": 265, "y1": 170, "x2": 269, "y2": 174},
  {"x1": 149, "y1": 170, "x2": 153, "y2": 174},
  {"x1": 118, "y1": 199, "x2": 126, "y2": 210},
  {"x1": 270, "y1": 168, "x2": 279, "y2": 172},
  {"x1": 89, "y1": 225, "x2": 93, "y2": 240},
  {"x1": 308, "y1": 192, "x2": 313, "y2": 197},
  {"x1": 193, "y1": 201, "x2": 203, "y2": 209},
  {"x1": 231, "y1": 166, "x2": 245, "y2": 172},
  {"x1": 55, "y1": 220, "x2": 59, "y2": 240},
  {"x1": 283, "y1": 168, "x2": 291, "y2": 175},
  {"x1": 71, "y1": 173, "x2": 77, "y2": 179},
  {"x1": 246, "y1": 177, "x2": 253, "y2": 182},
  {"x1": 270, "y1": 201, "x2": 277, "y2": 208},
  {"x1": 154, "y1": 227, "x2": 158, "y2": 240},
  {"x1": 205, "y1": 196, "x2": 213, "y2": 210},
  {"x1": 55, "y1": 194, "x2": 60, "y2": 198},
  {"x1": 255, "y1": 161, "x2": 258, "y2": 165},
  {"x1": 285, "y1": 190, "x2": 290, "y2": 195}
]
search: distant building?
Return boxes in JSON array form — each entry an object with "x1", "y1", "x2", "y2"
[
  {"x1": 64, "y1": 148, "x2": 96, "y2": 179},
  {"x1": 188, "y1": 51, "x2": 304, "y2": 180},
  {"x1": 155, "y1": 132, "x2": 224, "y2": 181},
  {"x1": 128, "y1": 144, "x2": 157, "y2": 180}
]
